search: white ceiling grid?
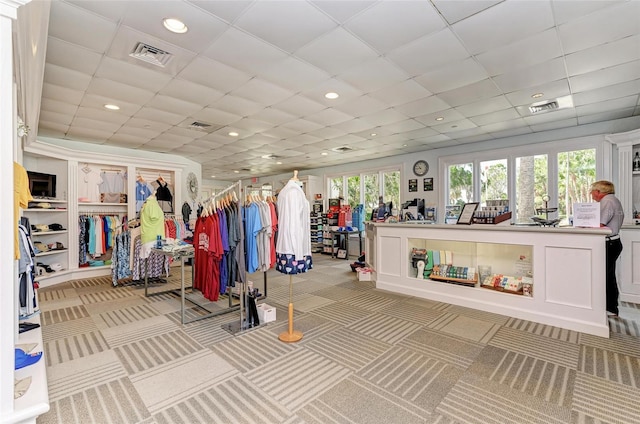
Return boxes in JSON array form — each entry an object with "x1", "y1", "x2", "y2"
[{"x1": 36, "y1": 0, "x2": 640, "y2": 178}]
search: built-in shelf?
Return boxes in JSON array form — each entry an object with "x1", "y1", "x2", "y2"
[
  {"x1": 25, "y1": 209, "x2": 67, "y2": 212},
  {"x1": 31, "y1": 230, "x2": 68, "y2": 236},
  {"x1": 34, "y1": 249, "x2": 67, "y2": 257},
  {"x1": 78, "y1": 202, "x2": 127, "y2": 206}
]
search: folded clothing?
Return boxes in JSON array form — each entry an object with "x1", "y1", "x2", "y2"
[
  {"x1": 88, "y1": 260, "x2": 105, "y2": 267},
  {"x1": 15, "y1": 348, "x2": 42, "y2": 370}
]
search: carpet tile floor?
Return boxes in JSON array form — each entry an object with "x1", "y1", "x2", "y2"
[{"x1": 36, "y1": 254, "x2": 640, "y2": 424}]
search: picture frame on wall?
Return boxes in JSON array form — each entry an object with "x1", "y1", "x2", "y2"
[
  {"x1": 408, "y1": 179, "x2": 418, "y2": 192},
  {"x1": 423, "y1": 177, "x2": 433, "y2": 191}
]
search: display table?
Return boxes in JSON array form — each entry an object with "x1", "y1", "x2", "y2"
[
  {"x1": 369, "y1": 222, "x2": 611, "y2": 337},
  {"x1": 330, "y1": 229, "x2": 363, "y2": 259}
]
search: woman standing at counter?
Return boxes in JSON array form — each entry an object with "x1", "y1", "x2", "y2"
[{"x1": 590, "y1": 180, "x2": 624, "y2": 317}]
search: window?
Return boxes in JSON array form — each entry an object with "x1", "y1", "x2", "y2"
[
  {"x1": 442, "y1": 140, "x2": 599, "y2": 225},
  {"x1": 327, "y1": 168, "x2": 400, "y2": 219},
  {"x1": 515, "y1": 154, "x2": 548, "y2": 224},
  {"x1": 558, "y1": 148, "x2": 596, "y2": 224},
  {"x1": 448, "y1": 163, "x2": 473, "y2": 206},
  {"x1": 480, "y1": 159, "x2": 508, "y2": 206}
]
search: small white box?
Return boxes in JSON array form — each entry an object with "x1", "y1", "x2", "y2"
[
  {"x1": 257, "y1": 303, "x2": 276, "y2": 323},
  {"x1": 357, "y1": 267, "x2": 373, "y2": 281}
]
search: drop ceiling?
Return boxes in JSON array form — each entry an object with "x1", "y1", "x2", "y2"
[{"x1": 36, "y1": 0, "x2": 640, "y2": 178}]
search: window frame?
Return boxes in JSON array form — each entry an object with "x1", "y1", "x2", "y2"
[{"x1": 439, "y1": 135, "x2": 607, "y2": 223}]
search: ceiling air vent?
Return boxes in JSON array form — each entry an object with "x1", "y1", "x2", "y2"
[
  {"x1": 332, "y1": 146, "x2": 353, "y2": 153},
  {"x1": 129, "y1": 42, "x2": 173, "y2": 68},
  {"x1": 528, "y1": 95, "x2": 573, "y2": 115},
  {"x1": 189, "y1": 121, "x2": 212, "y2": 130},
  {"x1": 529, "y1": 100, "x2": 558, "y2": 114}
]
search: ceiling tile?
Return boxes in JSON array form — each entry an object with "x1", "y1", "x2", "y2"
[
  {"x1": 46, "y1": 37, "x2": 103, "y2": 76},
  {"x1": 48, "y1": 1, "x2": 118, "y2": 52},
  {"x1": 360, "y1": 108, "x2": 410, "y2": 127},
  {"x1": 386, "y1": 28, "x2": 470, "y2": 76},
  {"x1": 552, "y1": 0, "x2": 625, "y2": 25},
  {"x1": 476, "y1": 29, "x2": 562, "y2": 77},
  {"x1": 304, "y1": 108, "x2": 354, "y2": 126},
  {"x1": 40, "y1": 94, "x2": 81, "y2": 115},
  {"x1": 334, "y1": 95, "x2": 389, "y2": 117},
  {"x1": 344, "y1": 1, "x2": 445, "y2": 53},
  {"x1": 524, "y1": 109, "x2": 578, "y2": 125},
  {"x1": 310, "y1": 0, "x2": 375, "y2": 23},
  {"x1": 505, "y1": 79, "x2": 571, "y2": 107},
  {"x1": 94, "y1": 57, "x2": 173, "y2": 93},
  {"x1": 455, "y1": 95, "x2": 513, "y2": 117},
  {"x1": 159, "y1": 79, "x2": 224, "y2": 107},
  {"x1": 75, "y1": 106, "x2": 129, "y2": 125},
  {"x1": 565, "y1": 35, "x2": 640, "y2": 77},
  {"x1": 414, "y1": 58, "x2": 489, "y2": 94},
  {"x1": 451, "y1": 1, "x2": 554, "y2": 54},
  {"x1": 234, "y1": 1, "x2": 337, "y2": 53},
  {"x1": 86, "y1": 78, "x2": 155, "y2": 105},
  {"x1": 201, "y1": 27, "x2": 289, "y2": 73},
  {"x1": 438, "y1": 79, "x2": 502, "y2": 107},
  {"x1": 146, "y1": 94, "x2": 203, "y2": 116},
  {"x1": 296, "y1": 27, "x2": 379, "y2": 75},
  {"x1": 230, "y1": 78, "x2": 295, "y2": 107},
  {"x1": 558, "y1": 1, "x2": 639, "y2": 54},
  {"x1": 305, "y1": 126, "x2": 348, "y2": 140},
  {"x1": 469, "y1": 108, "x2": 521, "y2": 126},
  {"x1": 273, "y1": 95, "x2": 327, "y2": 117},
  {"x1": 188, "y1": 0, "x2": 254, "y2": 24},
  {"x1": 212, "y1": 94, "x2": 264, "y2": 117},
  {"x1": 249, "y1": 108, "x2": 298, "y2": 126},
  {"x1": 178, "y1": 57, "x2": 252, "y2": 92},
  {"x1": 432, "y1": 0, "x2": 501, "y2": 25},
  {"x1": 570, "y1": 60, "x2": 640, "y2": 93},
  {"x1": 39, "y1": 110, "x2": 73, "y2": 126},
  {"x1": 121, "y1": 1, "x2": 229, "y2": 54},
  {"x1": 493, "y1": 58, "x2": 567, "y2": 93},
  {"x1": 281, "y1": 118, "x2": 324, "y2": 133},
  {"x1": 394, "y1": 95, "x2": 451, "y2": 118},
  {"x1": 433, "y1": 118, "x2": 478, "y2": 134},
  {"x1": 573, "y1": 80, "x2": 640, "y2": 106},
  {"x1": 256, "y1": 57, "x2": 331, "y2": 93},
  {"x1": 370, "y1": 79, "x2": 432, "y2": 107},
  {"x1": 337, "y1": 57, "x2": 409, "y2": 93},
  {"x1": 575, "y1": 95, "x2": 639, "y2": 116},
  {"x1": 41, "y1": 83, "x2": 84, "y2": 105},
  {"x1": 44, "y1": 63, "x2": 92, "y2": 92},
  {"x1": 414, "y1": 108, "x2": 465, "y2": 126},
  {"x1": 134, "y1": 106, "x2": 188, "y2": 126}
]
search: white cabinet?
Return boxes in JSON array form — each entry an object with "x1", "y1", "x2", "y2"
[{"x1": 372, "y1": 223, "x2": 610, "y2": 337}]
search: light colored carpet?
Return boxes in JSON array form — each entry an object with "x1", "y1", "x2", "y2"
[{"x1": 37, "y1": 255, "x2": 640, "y2": 424}]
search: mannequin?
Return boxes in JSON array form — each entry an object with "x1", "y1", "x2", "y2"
[{"x1": 275, "y1": 170, "x2": 312, "y2": 342}]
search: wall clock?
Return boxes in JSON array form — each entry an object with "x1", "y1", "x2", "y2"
[
  {"x1": 413, "y1": 160, "x2": 429, "y2": 176},
  {"x1": 186, "y1": 172, "x2": 199, "y2": 200}
]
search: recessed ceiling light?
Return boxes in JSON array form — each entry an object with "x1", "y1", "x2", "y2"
[
  {"x1": 104, "y1": 104, "x2": 120, "y2": 110},
  {"x1": 370, "y1": 133, "x2": 377, "y2": 137},
  {"x1": 321, "y1": 152, "x2": 328, "y2": 156},
  {"x1": 276, "y1": 161, "x2": 282, "y2": 165},
  {"x1": 532, "y1": 93, "x2": 544, "y2": 99},
  {"x1": 325, "y1": 92, "x2": 339, "y2": 100},
  {"x1": 210, "y1": 175, "x2": 216, "y2": 178},
  {"x1": 228, "y1": 131, "x2": 239, "y2": 137},
  {"x1": 403, "y1": 144, "x2": 407, "y2": 147},
  {"x1": 233, "y1": 170, "x2": 239, "y2": 173},
  {"x1": 163, "y1": 18, "x2": 188, "y2": 34},
  {"x1": 435, "y1": 117, "x2": 444, "y2": 121}
]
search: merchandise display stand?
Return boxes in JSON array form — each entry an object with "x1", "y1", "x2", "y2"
[{"x1": 278, "y1": 275, "x2": 303, "y2": 342}]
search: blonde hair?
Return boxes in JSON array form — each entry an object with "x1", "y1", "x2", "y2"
[{"x1": 590, "y1": 180, "x2": 615, "y2": 194}]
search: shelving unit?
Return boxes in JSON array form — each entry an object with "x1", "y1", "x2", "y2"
[{"x1": 24, "y1": 200, "x2": 69, "y2": 280}]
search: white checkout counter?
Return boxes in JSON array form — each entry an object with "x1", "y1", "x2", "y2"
[{"x1": 366, "y1": 222, "x2": 611, "y2": 337}]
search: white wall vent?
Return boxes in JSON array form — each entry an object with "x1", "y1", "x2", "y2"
[
  {"x1": 129, "y1": 42, "x2": 173, "y2": 67},
  {"x1": 528, "y1": 95, "x2": 573, "y2": 115}
]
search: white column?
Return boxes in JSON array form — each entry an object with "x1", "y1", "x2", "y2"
[
  {"x1": 606, "y1": 129, "x2": 640, "y2": 225},
  {"x1": 0, "y1": 0, "x2": 30, "y2": 418}
]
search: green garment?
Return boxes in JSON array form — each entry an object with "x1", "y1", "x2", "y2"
[{"x1": 141, "y1": 196, "x2": 165, "y2": 244}]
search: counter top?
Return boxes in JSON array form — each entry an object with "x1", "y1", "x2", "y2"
[{"x1": 368, "y1": 221, "x2": 612, "y2": 236}]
